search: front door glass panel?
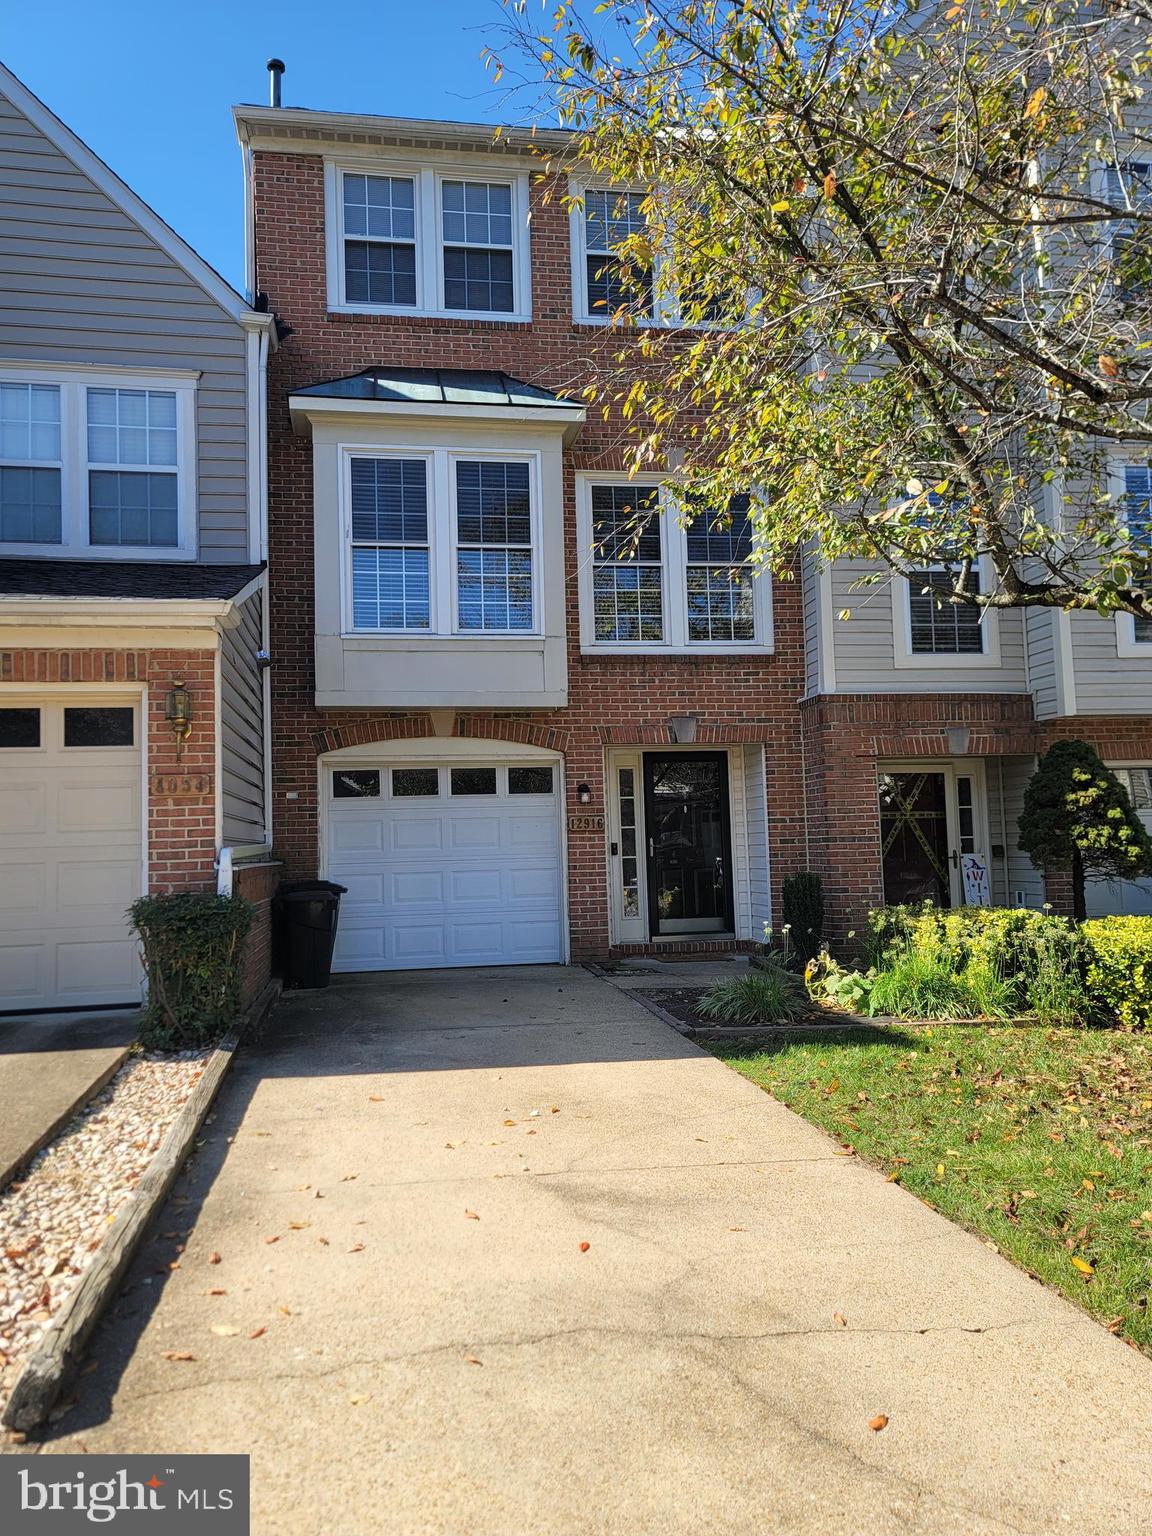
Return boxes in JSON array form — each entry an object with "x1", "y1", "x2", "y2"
[
  {"x1": 879, "y1": 771, "x2": 951, "y2": 907},
  {"x1": 643, "y1": 754, "x2": 732, "y2": 934}
]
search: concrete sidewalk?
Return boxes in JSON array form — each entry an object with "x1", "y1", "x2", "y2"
[
  {"x1": 31, "y1": 967, "x2": 1152, "y2": 1534},
  {"x1": 0, "y1": 1012, "x2": 138, "y2": 1190}
]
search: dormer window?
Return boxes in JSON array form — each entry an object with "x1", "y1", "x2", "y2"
[
  {"x1": 0, "y1": 367, "x2": 195, "y2": 559},
  {"x1": 327, "y1": 164, "x2": 531, "y2": 321}
]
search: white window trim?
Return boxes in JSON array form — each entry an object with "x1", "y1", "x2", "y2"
[
  {"x1": 325, "y1": 158, "x2": 532, "y2": 322},
  {"x1": 575, "y1": 473, "x2": 774, "y2": 655},
  {"x1": 0, "y1": 364, "x2": 197, "y2": 561},
  {"x1": 1107, "y1": 456, "x2": 1152, "y2": 656},
  {"x1": 891, "y1": 560, "x2": 1002, "y2": 669},
  {"x1": 568, "y1": 178, "x2": 744, "y2": 330},
  {"x1": 338, "y1": 443, "x2": 543, "y2": 639}
]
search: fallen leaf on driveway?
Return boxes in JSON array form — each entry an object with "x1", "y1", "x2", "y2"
[
  {"x1": 249, "y1": 1327, "x2": 267, "y2": 1340},
  {"x1": 163, "y1": 1351, "x2": 196, "y2": 1362},
  {"x1": 294, "y1": 1184, "x2": 311, "y2": 1192},
  {"x1": 349, "y1": 1394, "x2": 371, "y2": 1406},
  {"x1": 210, "y1": 1325, "x2": 240, "y2": 1337},
  {"x1": 503, "y1": 1120, "x2": 516, "y2": 1127},
  {"x1": 579, "y1": 1241, "x2": 591, "y2": 1253},
  {"x1": 288, "y1": 1222, "x2": 309, "y2": 1231},
  {"x1": 264, "y1": 1235, "x2": 280, "y2": 1245},
  {"x1": 463, "y1": 1355, "x2": 483, "y2": 1366},
  {"x1": 728, "y1": 1227, "x2": 746, "y2": 1232},
  {"x1": 347, "y1": 1243, "x2": 365, "y2": 1254},
  {"x1": 869, "y1": 1414, "x2": 889, "y2": 1432},
  {"x1": 368, "y1": 1096, "x2": 384, "y2": 1102},
  {"x1": 278, "y1": 1305, "x2": 294, "y2": 1316},
  {"x1": 316, "y1": 1237, "x2": 329, "y2": 1246},
  {"x1": 465, "y1": 1209, "x2": 480, "y2": 1221},
  {"x1": 550, "y1": 1106, "x2": 559, "y2": 1114},
  {"x1": 833, "y1": 1312, "x2": 848, "y2": 1328},
  {"x1": 341, "y1": 1174, "x2": 358, "y2": 1182},
  {"x1": 207, "y1": 1253, "x2": 222, "y2": 1265},
  {"x1": 205, "y1": 1288, "x2": 227, "y2": 1297}
]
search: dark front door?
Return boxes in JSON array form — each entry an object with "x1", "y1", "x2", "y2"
[
  {"x1": 643, "y1": 753, "x2": 733, "y2": 936},
  {"x1": 879, "y1": 771, "x2": 952, "y2": 907}
]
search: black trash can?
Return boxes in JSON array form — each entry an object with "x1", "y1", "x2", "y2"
[{"x1": 274, "y1": 880, "x2": 348, "y2": 990}]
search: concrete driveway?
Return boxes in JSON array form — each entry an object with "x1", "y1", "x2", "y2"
[{"x1": 37, "y1": 966, "x2": 1152, "y2": 1534}]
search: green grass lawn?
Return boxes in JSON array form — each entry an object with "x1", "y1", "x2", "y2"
[{"x1": 714, "y1": 1025, "x2": 1152, "y2": 1352}]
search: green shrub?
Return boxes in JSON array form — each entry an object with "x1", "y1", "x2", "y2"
[
  {"x1": 1082, "y1": 916, "x2": 1152, "y2": 1029},
  {"x1": 805, "y1": 952, "x2": 874, "y2": 1013},
  {"x1": 780, "y1": 872, "x2": 825, "y2": 965},
  {"x1": 857, "y1": 904, "x2": 1089, "y2": 1024},
  {"x1": 130, "y1": 892, "x2": 254, "y2": 1049},
  {"x1": 865, "y1": 943, "x2": 1013, "y2": 1020},
  {"x1": 699, "y1": 965, "x2": 808, "y2": 1026}
]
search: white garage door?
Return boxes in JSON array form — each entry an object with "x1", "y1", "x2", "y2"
[
  {"x1": 0, "y1": 697, "x2": 143, "y2": 1012},
  {"x1": 326, "y1": 759, "x2": 564, "y2": 971}
]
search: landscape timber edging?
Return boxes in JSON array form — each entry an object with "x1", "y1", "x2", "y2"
[{"x1": 2, "y1": 979, "x2": 281, "y2": 1433}]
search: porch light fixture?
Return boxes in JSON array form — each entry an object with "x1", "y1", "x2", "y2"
[
  {"x1": 668, "y1": 715, "x2": 698, "y2": 744},
  {"x1": 576, "y1": 782, "x2": 593, "y2": 806},
  {"x1": 165, "y1": 681, "x2": 194, "y2": 762}
]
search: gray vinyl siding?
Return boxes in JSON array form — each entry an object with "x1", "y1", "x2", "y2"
[
  {"x1": 1023, "y1": 608, "x2": 1058, "y2": 718},
  {"x1": 828, "y1": 560, "x2": 1028, "y2": 693},
  {"x1": 801, "y1": 550, "x2": 822, "y2": 695},
  {"x1": 743, "y1": 744, "x2": 771, "y2": 938},
  {"x1": 1069, "y1": 611, "x2": 1152, "y2": 714},
  {"x1": 0, "y1": 90, "x2": 250, "y2": 560},
  {"x1": 220, "y1": 588, "x2": 267, "y2": 847},
  {"x1": 999, "y1": 756, "x2": 1044, "y2": 908}
]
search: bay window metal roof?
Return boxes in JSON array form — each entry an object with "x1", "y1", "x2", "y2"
[{"x1": 290, "y1": 367, "x2": 582, "y2": 411}]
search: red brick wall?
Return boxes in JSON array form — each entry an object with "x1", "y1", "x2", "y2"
[
  {"x1": 0, "y1": 644, "x2": 220, "y2": 895},
  {"x1": 253, "y1": 150, "x2": 811, "y2": 958},
  {"x1": 233, "y1": 859, "x2": 281, "y2": 1003}
]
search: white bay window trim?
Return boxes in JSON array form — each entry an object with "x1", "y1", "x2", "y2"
[
  {"x1": 339, "y1": 443, "x2": 543, "y2": 639},
  {"x1": 324, "y1": 158, "x2": 532, "y2": 321},
  {"x1": 1108, "y1": 456, "x2": 1152, "y2": 655},
  {"x1": 0, "y1": 364, "x2": 196, "y2": 561},
  {"x1": 575, "y1": 474, "x2": 773, "y2": 655}
]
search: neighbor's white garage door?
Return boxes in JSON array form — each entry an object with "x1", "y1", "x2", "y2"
[
  {"x1": 0, "y1": 697, "x2": 143, "y2": 1012},
  {"x1": 326, "y1": 760, "x2": 564, "y2": 971}
]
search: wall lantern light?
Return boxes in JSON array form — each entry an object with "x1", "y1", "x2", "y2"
[
  {"x1": 576, "y1": 782, "x2": 593, "y2": 806},
  {"x1": 165, "y1": 681, "x2": 194, "y2": 761}
]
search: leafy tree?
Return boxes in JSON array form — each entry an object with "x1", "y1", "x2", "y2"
[
  {"x1": 1018, "y1": 741, "x2": 1152, "y2": 920},
  {"x1": 499, "y1": 0, "x2": 1152, "y2": 622}
]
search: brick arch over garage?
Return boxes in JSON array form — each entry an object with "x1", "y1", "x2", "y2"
[{"x1": 311, "y1": 715, "x2": 571, "y2": 757}]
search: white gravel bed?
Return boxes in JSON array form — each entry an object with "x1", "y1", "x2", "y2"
[{"x1": 0, "y1": 1048, "x2": 211, "y2": 1417}]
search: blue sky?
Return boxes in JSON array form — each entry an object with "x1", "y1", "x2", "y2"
[{"x1": 0, "y1": 0, "x2": 550, "y2": 292}]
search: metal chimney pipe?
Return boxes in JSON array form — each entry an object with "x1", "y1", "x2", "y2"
[{"x1": 267, "y1": 58, "x2": 285, "y2": 109}]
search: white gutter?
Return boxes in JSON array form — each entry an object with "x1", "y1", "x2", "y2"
[{"x1": 0, "y1": 588, "x2": 261, "y2": 628}]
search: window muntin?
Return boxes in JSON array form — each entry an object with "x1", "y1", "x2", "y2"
[
  {"x1": 0, "y1": 707, "x2": 40, "y2": 748},
  {"x1": 349, "y1": 457, "x2": 430, "y2": 632},
  {"x1": 684, "y1": 496, "x2": 756, "y2": 643},
  {"x1": 442, "y1": 181, "x2": 514, "y2": 313},
  {"x1": 591, "y1": 483, "x2": 664, "y2": 642},
  {"x1": 907, "y1": 568, "x2": 986, "y2": 655},
  {"x1": 455, "y1": 460, "x2": 533, "y2": 632},
  {"x1": 342, "y1": 174, "x2": 417, "y2": 307},
  {"x1": 583, "y1": 190, "x2": 652, "y2": 317}
]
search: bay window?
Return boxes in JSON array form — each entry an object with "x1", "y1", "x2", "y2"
[{"x1": 345, "y1": 450, "x2": 538, "y2": 636}]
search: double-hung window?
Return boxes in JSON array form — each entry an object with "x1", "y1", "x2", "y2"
[
  {"x1": 0, "y1": 369, "x2": 194, "y2": 558},
  {"x1": 329, "y1": 164, "x2": 529, "y2": 319},
  {"x1": 907, "y1": 567, "x2": 986, "y2": 656},
  {"x1": 455, "y1": 460, "x2": 533, "y2": 630},
  {"x1": 1105, "y1": 161, "x2": 1152, "y2": 294},
  {"x1": 349, "y1": 457, "x2": 430, "y2": 630},
  {"x1": 0, "y1": 382, "x2": 62, "y2": 545},
  {"x1": 582, "y1": 190, "x2": 653, "y2": 318},
  {"x1": 1119, "y1": 462, "x2": 1152, "y2": 645},
  {"x1": 579, "y1": 478, "x2": 770, "y2": 652},
  {"x1": 345, "y1": 450, "x2": 537, "y2": 636}
]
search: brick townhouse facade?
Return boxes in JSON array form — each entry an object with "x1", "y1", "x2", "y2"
[{"x1": 236, "y1": 100, "x2": 1152, "y2": 971}]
